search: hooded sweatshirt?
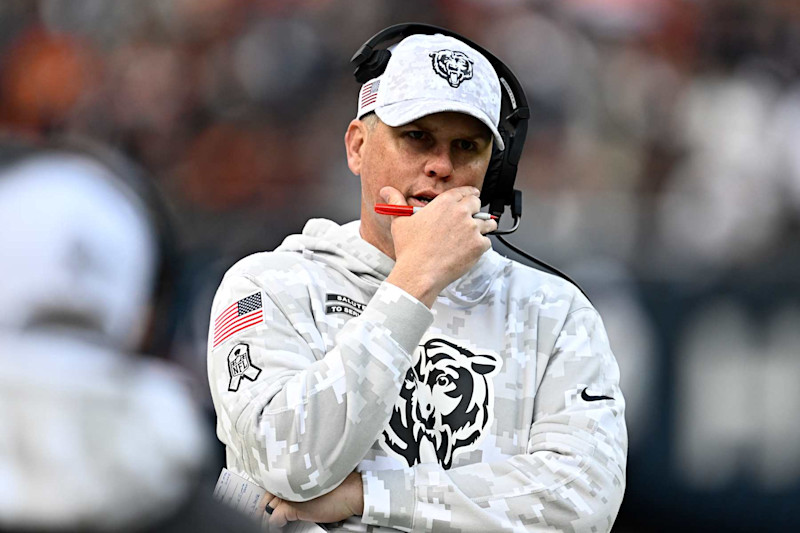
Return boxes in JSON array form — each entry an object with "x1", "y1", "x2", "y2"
[{"x1": 207, "y1": 219, "x2": 627, "y2": 532}]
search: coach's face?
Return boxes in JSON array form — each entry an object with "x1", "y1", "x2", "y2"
[{"x1": 345, "y1": 111, "x2": 493, "y2": 259}]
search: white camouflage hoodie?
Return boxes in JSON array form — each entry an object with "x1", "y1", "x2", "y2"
[{"x1": 208, "y1": 219, "x2": 627, "y2": 532}]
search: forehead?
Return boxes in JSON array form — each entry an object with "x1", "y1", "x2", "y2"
[{"x1": 402, "y1": 112, "x2": 491, "y2": 139}]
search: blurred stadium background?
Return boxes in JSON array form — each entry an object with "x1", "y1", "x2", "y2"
[{"x1": 2, "y1": 0, "x2": 799, "y2": 531}]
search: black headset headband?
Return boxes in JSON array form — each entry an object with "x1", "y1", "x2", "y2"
[{"x1": 350, "y1": 23, "x2": 530, "y2": 224}]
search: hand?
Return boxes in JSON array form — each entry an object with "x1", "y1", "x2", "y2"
[
  {"x1": 260, "y1": 471, "x2": 364, "y2": 529},
  {"x1": 382, "y1": 185, "x2": 497, "y2": 307}
]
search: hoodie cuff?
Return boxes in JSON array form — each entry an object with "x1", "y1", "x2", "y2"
[
  {"x1": 361, "y1": 468, "x2": 415, "y2": 531},
  {"x1": 364, "y1": 282, "x2": 434, "y2": 356}
]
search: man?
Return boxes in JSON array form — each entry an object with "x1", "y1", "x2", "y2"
[{"x1": 208, "y1": 30, "x2": 627, "y2": 532}]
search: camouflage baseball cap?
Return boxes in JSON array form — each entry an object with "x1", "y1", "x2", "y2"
[{"x1": 356, "y1": 33, "x2": 504, "y2": 151}]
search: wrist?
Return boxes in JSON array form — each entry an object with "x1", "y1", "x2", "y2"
[
  {"x1": 348, "y1": 472, "x2": 364, "y2": 516},
  {"x1": 386, "y1": 264, "x2": 440, "y2": 308}
]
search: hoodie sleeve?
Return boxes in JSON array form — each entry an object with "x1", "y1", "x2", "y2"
[
  {"x1": 360, "y1": 306, "x2": 627, "y2": 532},
  {"x1": 207, "y1": 267, "x2": 434, "y2": 502}
]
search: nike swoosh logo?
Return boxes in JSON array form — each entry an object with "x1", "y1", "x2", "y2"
[{"x1": 581, "y1": 388, "x2": 613, "y2": 402}]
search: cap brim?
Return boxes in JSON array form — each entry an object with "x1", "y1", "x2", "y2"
[{"x1": 376, "y1": 99, "x2": 505, "y2": 151}]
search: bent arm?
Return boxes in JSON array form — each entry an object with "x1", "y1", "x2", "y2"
[
  {"x1": 208, "y1": 269, "x2": 433, "y2": 502},
  {"x1": 360, "y1": 307, "x2": 627, "y2": 532}
]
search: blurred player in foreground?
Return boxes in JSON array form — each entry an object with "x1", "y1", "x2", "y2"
[{"x1": 0, "y1": 139, "x2": 260, "y2": 532}]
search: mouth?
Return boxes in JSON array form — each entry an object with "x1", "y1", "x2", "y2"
[{"x1": 408, "y1": 192, "x2": 438, "y2": 207}]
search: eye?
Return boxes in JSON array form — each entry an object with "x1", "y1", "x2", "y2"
[
  {"x1": 436, "y1": 375, "x2": 451, "y2": 387},
  {"x1": 405, "y1": 130, "x2": 427, "y2": 141},
  {"x1": 455, "y1": 139, "x2": 477, "y2": 152}
]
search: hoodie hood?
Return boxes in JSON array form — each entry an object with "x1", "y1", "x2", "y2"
[
  {"x1": 275, "y1": 219, "x2": 511, "y2": 306},
  {"x1": 276, "y1": 219, "x2": 394, "y2": 286}
]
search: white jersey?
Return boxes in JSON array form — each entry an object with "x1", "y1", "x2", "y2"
[
  {"x1": 208, "y1": 219, "x2": 627, "y2": 532},
  {"x1": 0, "y1": 328, "x2": 208, "y2": 531}
]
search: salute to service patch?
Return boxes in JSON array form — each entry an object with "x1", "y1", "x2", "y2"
[{"x1": 325, "y1": 293, "x2": 366, "y2": 317}]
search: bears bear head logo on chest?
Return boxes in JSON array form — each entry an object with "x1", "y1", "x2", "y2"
[{"x1": 382, "y1": 337, "x2": 502, "y2": 469}]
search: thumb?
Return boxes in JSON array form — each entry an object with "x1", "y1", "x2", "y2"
[{"x1": 379, "y1": 186, "x2": 407, "y2": 206}]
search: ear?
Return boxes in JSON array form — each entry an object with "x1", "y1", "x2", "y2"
[
  {"x1": 344, "y1": 119, "x2": 368, "y2": 176},
  {"x1": 470, "y1": 353, "x2": 501, "y2": 375}
]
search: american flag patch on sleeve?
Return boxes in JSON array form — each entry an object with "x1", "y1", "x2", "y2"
[{"x1": 212, "y1": 292, "x2": 263, "y2": 348}]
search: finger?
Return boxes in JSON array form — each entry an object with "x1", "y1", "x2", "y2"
[
  {"x1": 479, "y1": 234, "x2": 493, "y2": 253},
  {"x1": 430, "y1": 186, "x2": 480, "y2": 206},
  {"x1": 258, "y1": 491, "x2": 276, "y2": 511},
  {"x1": 445, "y1": 186, "x2": 481, "y2": 202},
  {"x1": 267, "y1": 497, "x2": 287, "y2": 528},
  {"x1": 269, "y1": 500, "x2": 302, "y2": 529},
  {"x1": 264, "y1": 495, "x2": 281, "y2": 518},
  {"x1": 379, "y1": 186, "x2": 408, "y2": 206},
  {"x1": 461, "y1": 194, "x2": 481, "y2": 214},
  {"x1": 478, "y1": 217, "x2": 498, "y2": 235}
]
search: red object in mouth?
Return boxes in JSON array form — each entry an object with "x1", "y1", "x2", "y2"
[
  {"x1": 374, "y1": 203, "x2": 497, "y2": 220},
  {"x1": 374, "y1": 204, "x2": 416, "y2": 216}
]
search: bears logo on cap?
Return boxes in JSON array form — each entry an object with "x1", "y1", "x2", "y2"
[{"x1": 429, "y1": 49, "x2": 474, "y2": 88}]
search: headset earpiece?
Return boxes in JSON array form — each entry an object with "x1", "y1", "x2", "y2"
[
  {"x1": 353, "y1": 48, "x2": 392, "y2": 83},
  {"x1": 481, "y1": 144, "x2": 504, "y2": 208}
]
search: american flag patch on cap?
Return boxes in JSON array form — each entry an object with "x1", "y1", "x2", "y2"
[
  {"x1": 213, "y1": 292, "x2": 263, "y2": 348},
  {"x1": 358, "y1": 79, "x2": 380, "y2": 113}
]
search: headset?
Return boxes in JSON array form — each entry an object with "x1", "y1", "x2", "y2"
[{"x1": 351, "y1": 23, "x2": 589, "y2": 298}]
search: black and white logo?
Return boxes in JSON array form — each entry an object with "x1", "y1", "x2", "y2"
[
  {"x1": 381, "y1": 337, "x2": 501, "y2": 469},
  {"x1": 429, "y1": 49, "x2": 474, "y2": 88},
  {"x1": 325, "y1": 293, "x2": 365, "y2": 317},
  {"x1": 581, "y1": 387, "x2": 613, "y2": 402},
  {"x1": 227, "y1": 343, "x2": 261, "y2": 392}
]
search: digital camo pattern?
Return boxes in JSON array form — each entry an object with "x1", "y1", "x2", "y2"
[{"x1": 207, "y1": 219, "x2": 627, "y2": 532}]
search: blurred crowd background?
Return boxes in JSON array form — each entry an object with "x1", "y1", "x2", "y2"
[{"x1": 2, "y1": 0, "x2": 799, "y2": 531}]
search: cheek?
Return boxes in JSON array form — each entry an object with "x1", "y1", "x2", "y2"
[
  {"x1": 460, "y1": 154, "x2": 491, "y2": 187},
  {"x1": 361, "y1": 140, "x2": 385, "y2": 175},
  {"x1": 358, "y1": 149, "x2": 386, "y2": 194},
  {"x1": 362, "y1": 144, "x2": 408, "y2": 188}
]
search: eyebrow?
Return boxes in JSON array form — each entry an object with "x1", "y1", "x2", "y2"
[{"x1": 404, "y1": 120, "x2": 491, "y2": 141}]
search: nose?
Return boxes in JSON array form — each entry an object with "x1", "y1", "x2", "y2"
[{"x1": 424, "y1": 146, "x2": 454, "y2": 179}]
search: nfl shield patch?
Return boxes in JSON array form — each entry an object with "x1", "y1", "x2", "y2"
[{"x1": 227, "y1": 343, "x2": 261, "y2": 392}]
